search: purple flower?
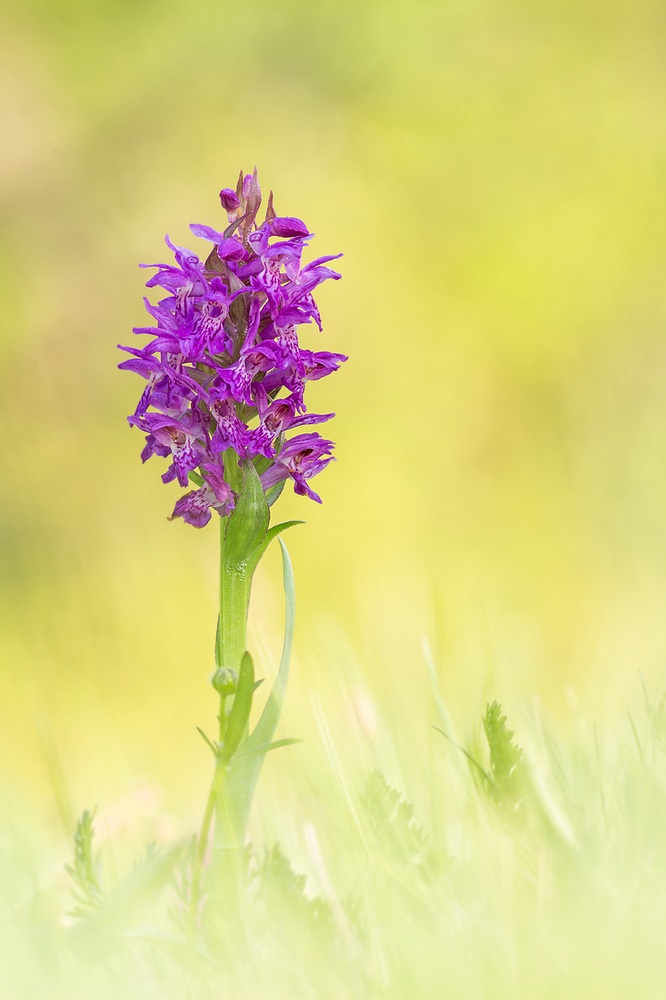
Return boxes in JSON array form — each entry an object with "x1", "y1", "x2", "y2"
[
  {"x1": 260, "y1": 433, "x2": 336, "y2": 504},
  {"x1": 128, "y1": 407, "x2": 207, "y2": 487},
  {"x1": 120, "y1": 171, "x2": 345, "y2": 526},
  {"x1": 249, "y1": 384, "x2": 334, "y2": 459},
  {"x1": 209, "y1": 396, "x2": 252, "y2": 457},
  {"x1": 189, "y1": 225, "x2": 246, "y2": 263},
  {"x1": 169, "y1": 458, "x2": 235, "y2": 528}
]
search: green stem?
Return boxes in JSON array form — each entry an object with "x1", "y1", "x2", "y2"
[
  {"x1": 188, "y1": 763, "x2": 223, "y2": 933},
  {"x1": 217, "y1": 514, "x2": 250, "y2": 733},
  {"x1": 218, "y1": 513, "x2": 249, "y2": 662},
  {"x1": 190, "y1": 458, "x2": 272, "y2": 926},
  {"x1": 214, "y1": 513, "x2": 253, "y2": 847}
]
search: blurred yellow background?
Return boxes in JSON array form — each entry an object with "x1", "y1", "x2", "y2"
[{"x1": 2, "y1": 0, "x2": 666, "y2": 835}]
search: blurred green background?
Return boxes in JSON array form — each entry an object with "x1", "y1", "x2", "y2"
[{"x1": 2, "y1": 0, "x2": 666, "y2": 837}]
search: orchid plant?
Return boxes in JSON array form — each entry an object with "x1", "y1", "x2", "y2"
[{"x1": 118, "y1": 169, "x2": 345, "y2": 926}]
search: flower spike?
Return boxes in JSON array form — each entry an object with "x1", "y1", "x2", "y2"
[{"x1": 121, "y1": 172, "x2": 345, "y2": 526}]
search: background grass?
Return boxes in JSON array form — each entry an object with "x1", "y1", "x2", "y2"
[
  {"x1": 4, "y1": 675, "x2": 666, "y2": 998},
  {"x1": 2, "y1": 0, "x2": 666, "y2": 993}
]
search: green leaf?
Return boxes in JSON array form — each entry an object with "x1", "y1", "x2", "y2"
[
  {"x1": 65, "y1": 809, "x2": 103, "y2": 916},
  {"x1": 251, "y1": 453, "x2": 274, "y2": 476},
  {"x1": 362, "y1": 770, "x2": 429, "y2": 868},
  {"x1": 245, "y1": 539, "x2": 295, "y2": 749},
  {"x1": 483, "y1": 701, "x2": 524, "y2": 804},
  {"x1": 196, "y1": 727, "x2": 218, "y2": 756},
  {"x1": 233, "y1": 737, "x2": 302, "y2": 761},
  {"x1": 247, "y1": 520, "x2": 304, "y2": 576},
  {"x1": 225, "y1": 539, "x2": 296, "y2": 836},
  {"x1": 215, "y1": 613, "x2": 222, "y2": 670},
  {"x1": 265, "y1": 480, "x2": 286, "y2": 507},
  {"x1": 221, "y1": 651, "x2": 255, "y2": 764},
  {"x1": 264, "y1": 520, "x2": 304, "y2": 548},
  {"x1": 70, "y1": 841, "x2": 184, "y2": 943},
  {"x1": 224, "y1": 461, "x2": 269, "y2": 573},
  {"x1": 253, "y1": 843, "x2": 334, "y2": 929}
]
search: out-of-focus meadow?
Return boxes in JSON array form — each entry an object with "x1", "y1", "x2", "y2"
[{"x1": 2, "y1": 0, "x2": 666, "y2": 915}]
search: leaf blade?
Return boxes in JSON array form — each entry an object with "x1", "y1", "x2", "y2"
[
  {"x1": 221, "y1": 651, "x2": 255, "y2": 764},
  {"x1": 225, "y1": 540, "x2": 296, "y2": 837}
]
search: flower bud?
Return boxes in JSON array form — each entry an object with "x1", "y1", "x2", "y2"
[
  {"x1": 212, "y1": 667, "x2": 238, "y2": 696},
  {"x1": 271, "y1": 216, "x2": 309, "y2": 238},
  {"x1": 219, "y1": 188, "x2": 240, "y2": 212}
]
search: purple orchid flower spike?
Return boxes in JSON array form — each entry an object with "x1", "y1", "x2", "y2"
[{"x1": 120, "y1": 171, "x2": 346, "y2": 527}]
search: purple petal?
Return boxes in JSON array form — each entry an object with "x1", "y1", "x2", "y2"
[
  {"x1": 302, "y1": 253, "x2": 343, "y2": 269},
  {"x1": 190, "y1": 223, "x2": 228, "y2": 243},
  {"x1": 290, "y1": 410, "x2": 335, "y2": 428},
  {"x1": 216, "y1": 238, "x2": 245, "y2": 261},
  {"x1": 169, "y1": 488, "x2": 213, "y2": 528},
  {"x1": 271, "y1": 216, "x2": 310, "y2": 238}
]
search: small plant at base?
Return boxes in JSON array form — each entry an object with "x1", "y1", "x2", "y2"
[
  {"x1": 434, "y1": 701, "x2": 525, "y2": 809},
  {"x1": 65, "y1": 809, "x2": 103, "y2": 917},
  {"x1": 483, "y1": 700, "x2": 524, "y2": 805},
  {"x1": 253, "y1": 843, "x2": 333, "y2": 932},
  {"x1": 363, "y1": 770, "x2": 430, "y2": 870}
]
